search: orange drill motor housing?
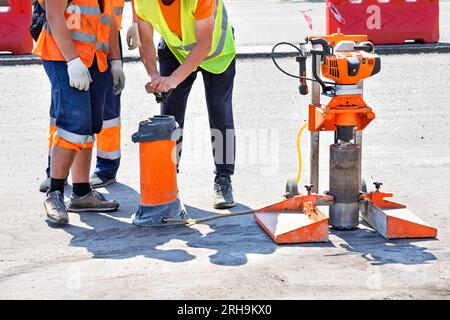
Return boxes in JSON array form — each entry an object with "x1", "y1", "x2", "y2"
[
  {"x1": 321, "y1": 44, "x2": 380, "y2": 85},
  {"x1": 303, "y1": 34, "x2": 381, "y2": 229},
  {"x1": 304, "y1": 34, "x2": 380, "y2": 136}
]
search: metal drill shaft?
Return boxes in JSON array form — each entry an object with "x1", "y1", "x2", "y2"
[{"x1": 329, "y1": 143, "x2": 361, "y2": 230}]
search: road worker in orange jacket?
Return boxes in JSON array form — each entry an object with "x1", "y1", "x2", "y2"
[
  {"x1": 33, "y1": 0, "x2": 125, "y2": 226},
  {"x1": 39, "y1": 0, "x2": 141, "y2": 192}
]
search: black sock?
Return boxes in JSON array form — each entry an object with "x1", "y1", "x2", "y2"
[
  {"x1": 73, "y1": 183, "x2": 92, "y2": 197},
  {"x1": 49, "y1": 178, "x2": 66, "y2": 194}
]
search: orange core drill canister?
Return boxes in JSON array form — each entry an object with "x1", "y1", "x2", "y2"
[{"x1": 131, "y1": 115, "x2": 187, "y2": 226}]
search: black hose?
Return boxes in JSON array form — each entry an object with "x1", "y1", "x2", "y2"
[
  {"x1": 310, "y1": 38, "x2": 333, "y2": 55},
  {"x1": 271, "y1": 42, "x2": 303, "y2": 79},
  {"x1": 271, "y1": 42, "x2": 334, "y2": 85},
  {"x1": 311, "y1": 52, "x2": 330, "y2": 93}
]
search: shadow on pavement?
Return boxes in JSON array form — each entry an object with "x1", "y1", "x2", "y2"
[
  {"x1": 60, "y1": 184, "x2": 282, "y2": 266},
  {"x1": 58, "y1": 183, "x2": 436, "y2": 266},
  {"x1": 330, "y1": 226, "x2": 437, "y2": 266},
  {"x1": 103, "y1": 182, "x2": 140, "y2": 218}
]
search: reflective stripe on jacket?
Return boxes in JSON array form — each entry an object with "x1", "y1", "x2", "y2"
[
  {"x1": 114, "y1": 0, "x2": 124, "y2": 29},
  {"x1": 33, "y1": 0, "x2": 113, "y2": 72},
  {"x1": 135, "y1": 0, "x2": 236, "y2": 74}
]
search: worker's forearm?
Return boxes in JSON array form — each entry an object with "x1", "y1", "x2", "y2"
[
  {"x1": 138, "y1": 24, "x2": 159, "y2": 78},
  {"x1": 46, "y1": 14, "x2": 78, "y2": 61},
  {"x1": 140, "y1": 42, "x2": 159, "y2": 78},
  {"x1": 109, "y1": 19, "x2": 121, "y2": 60},
  {"x1": 171, "y1": 42, "x2": 211, "y2": 84},
  {"x1": 131, "y1": 0, "x2": 138, "y2": 23}
]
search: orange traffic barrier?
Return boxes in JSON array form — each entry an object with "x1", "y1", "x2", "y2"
[
  {"x1": 132, "y1": 115, "x2": 187, "y2": 226},
  {"x1": 326, "y1": 0, "x2": 440, "y2": 45},
  {"x1": 0, "y1": 0, "x2": 34, "y2": 54}
]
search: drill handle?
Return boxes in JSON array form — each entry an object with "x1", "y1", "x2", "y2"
[
  {"x1": 354, "y1": 41, "x2": 375, "y2": 53},
  {"x1": 154, "y1": 89, "x2": 173, "y2": 104},
  {"x1": 309, "y1": 38, "x2": 334, "y2": 95},
  {"x1": 296, "y1": 55, "x2": 309, "y2": 95},
  {"x1": 310, "y1": 38, "x2": 333, "y2": 57}
]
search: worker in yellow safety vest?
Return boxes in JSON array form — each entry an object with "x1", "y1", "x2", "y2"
[
  {"x1": 33, "y1": 0, "x2": 125, "y2": 226},
  {"x1": 39, "y1": 0, "x2": 141, "y2": 192},
  {"x1": 135, "y1": 0, "x2": 237, "y2": 209}
]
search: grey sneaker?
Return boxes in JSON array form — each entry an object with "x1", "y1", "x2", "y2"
[
  {"x1": 44, "y1": 191, "x2": 69, "y2": 226},
  {"x1": 213, "y1": 175, "x2": 236, "y2": 209},
  {"x1": 67, "y1": 189, "x2": 119, "y2": 212},
  {"x1": 89, "y1": 173, "x2": 117, "y2": 189},
  {"x1": 39, "y1": 177, "x2": 68, "y2": 193}
]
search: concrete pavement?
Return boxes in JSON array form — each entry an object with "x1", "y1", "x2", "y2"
[{"x1": 0, "y1": 53, "x2": 449, "y2": 299}]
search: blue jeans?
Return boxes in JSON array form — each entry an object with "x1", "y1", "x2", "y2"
[
  {"x1": 158, "y1": 40, "x2": 236, "y2": 177},
  {"x1": 94, "y1": 60, "x2": 121, "y2": 179},
  {"x1": 94, "y1": 33, "x2": 123, "y2": 179}
]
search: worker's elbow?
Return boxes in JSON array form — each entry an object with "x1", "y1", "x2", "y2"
[
  {"x1": 200, "y1": 38, "x2": 213, "y2": 53},
  {"x1": 45, "y1": 12, "x2": 55, "y2": 23},
  {"x1": 205, "y1": 42, "x2": 212, "y2": 52},
  {"x1": 203, "y1": 45, "x2": 212, "y2": 55}
]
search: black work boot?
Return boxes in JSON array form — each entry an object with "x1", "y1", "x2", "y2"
[{"x1": 213, "y1": 174, "x2": 236, "y2": 209}]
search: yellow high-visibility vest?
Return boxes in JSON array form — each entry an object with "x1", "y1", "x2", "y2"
[{"x1": 135, "y1": 0, "x2": 236, "y2": 74}]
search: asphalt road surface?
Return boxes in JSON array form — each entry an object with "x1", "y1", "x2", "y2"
[{"x1": 0, "y1": 52, "x2": 449, "y2": 299}]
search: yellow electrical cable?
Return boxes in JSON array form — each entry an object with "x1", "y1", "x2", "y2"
[
  {"x1": 163, "y1": 122, "x2": 309, "y2": 226},
  {"x1": 296, "y1": 122, "x2": 309, "y2": 185}
]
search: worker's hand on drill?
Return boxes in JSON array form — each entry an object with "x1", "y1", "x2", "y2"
[
  {"x1": 67, "y1": 57, "x2": 92, "y2": 91},
  {"x1": 144, "y1": 73, "x2": 160, "y2": 93},
  {"x1": 126, "y1": 22, "x2": 140, "y2": 50},
  {"x1": 145, "y1": 74, "x2": 178, "y2": 94},
  {"x1": 111, "y1": 60, "x2": 126, "y2": 95}
]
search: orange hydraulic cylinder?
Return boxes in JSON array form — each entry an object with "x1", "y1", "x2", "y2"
[
  {"x1": 139, "y1": 140, "x2": 178, "y2": 206},
  {"x1": 131, "y1": 115, "x2": 187, "y2": 227}
]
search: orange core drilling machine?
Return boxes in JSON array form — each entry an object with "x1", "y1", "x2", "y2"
[{"x1": 253, "y1": 33, "x2": 438, "y2": 243}]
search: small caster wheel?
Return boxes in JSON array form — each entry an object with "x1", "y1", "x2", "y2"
[
  {"x1": 361, "y1": 178, "x2": 368, "y2": 193},
  {"x1": 285, "y1": 178, "x2": 299, "y2": 198},
  {"x1": 361, "y1": 177, "x2": 378, "y2": 193}
]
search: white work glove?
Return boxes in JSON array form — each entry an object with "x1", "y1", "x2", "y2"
[
  {"x1": 111, "y1": 60, "x2": 125, "y2": 95},
  {"x1": 126, "y1": 22, "x2": 140, "y2": 50},
  {"x1": 67, "y1": 57, "x2": 92, "y2": 91}
]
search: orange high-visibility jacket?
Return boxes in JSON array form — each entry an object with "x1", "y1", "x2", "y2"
[
  {"x1": 33, "y1": 0, "x2": 113, "y2": 72},
  {"x1": 114, "y1": 0, "x2": 124, "y2": 29}
]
